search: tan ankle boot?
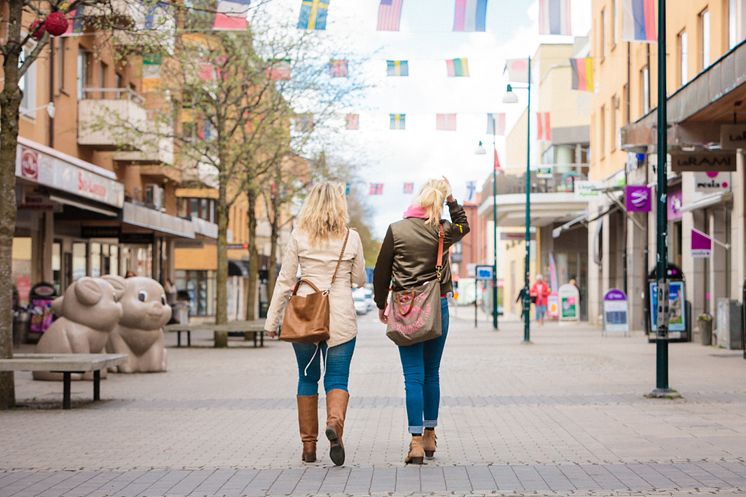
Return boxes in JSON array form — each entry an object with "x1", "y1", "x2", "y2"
[
  {"x1": 423, "y1": 430, "x2": 437, "y2": 458},
  {"x1": 297, "y1": 395, "x2": 318, "y2": 463},
  {"x1": 405, "y1": 435, "x2": 425, "y2": 464},
  {"x1": 325, "y1": 389, "x2": 349, "y2": 466}
]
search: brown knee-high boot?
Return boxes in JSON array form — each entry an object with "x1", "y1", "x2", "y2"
[
  {"x1": 297, "y1": 395, "x2": 318, "y2": 463},
  {"x1": 325, "y1": 389, "x2": 349, "y2": 466}
]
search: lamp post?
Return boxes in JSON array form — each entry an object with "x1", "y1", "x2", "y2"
[
  {"x1": 476, "y1": 134, "x2": 499, "y2": 331},
  {"x1": 503, "y1": 56, "x2": 532, "y2": 343}
]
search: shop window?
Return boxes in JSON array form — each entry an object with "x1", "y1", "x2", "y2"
[
  {"x1": 72, "y1": 242, "x2": 87, "y2": 280},
  {"x1": 52, "y1": 241, "x2": 62, "y2": 294},
  {"x1": 90, "y1": 242, "x2": 102, "y2": 277},
  {"x1": 109, "y1": 245, "x2": 119, "y2": 276},
  {"x1": 12, "y1": 237, "x2": 33, "y2": 306},
  {"x1": 176, "y1": 270, "x2": 216, "y2": 316}
]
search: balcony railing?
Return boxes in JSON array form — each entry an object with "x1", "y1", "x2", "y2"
[
  {"x1": 78, "y1": 88, "x2": 146, "y2": 149},
  {"x1": 495, "y1": 164, "x2": 589, "y2": 196}
]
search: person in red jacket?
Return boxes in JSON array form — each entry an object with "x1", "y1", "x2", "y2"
[{"x1": 530, "y1": 274, "x2": 551, "y2": 326}]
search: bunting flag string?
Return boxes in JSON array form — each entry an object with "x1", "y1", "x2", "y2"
[
  {"x1": 570, "y1": 58, "x2": 594, "y2": 91},
  {"x1": 403, "y1": 182, "x2": 414, "y2": 194},
  {"x1": 377, "y1": 0, "x2": 404, "y2": 31},
  {"x1": 536, "y1": 112, "x2": 551, "y2": 141},
  {"x1": 446, "y1": 57, "x2": 470, "y2": 77},
  {"x1": 538, "y1": 0, "x2": 572, "y2": 35},
  {"x1": 212, "y1": 0, "x2": 250, "y2": 30},
  {"x1": 453, "y1": 0, "x2": 489, "y2": 32},
  {"x1": 389, "y1": 113, "x2": 406, "y2": 130},
  {"x1": 486, "y1": 112, "x2": 506, "y2": 135},
  {"x1": 386, "y1": 60, "x2": 409, "y2": 76},
  {"x1": 329, "y1": 59, "x2": 349, "y2": 77},
  {"x1": 436, "y1": 113, "x2": 457, "y2": 131},
  {"x1": 297, "y1": 0, "x2": 330, "y2": 30},
  {"x1": 345, "y1": 113, "x2": 360, "y2": 130},
  {"x1": 622, "y1": 0, "x2": 657, "y2": 42}
]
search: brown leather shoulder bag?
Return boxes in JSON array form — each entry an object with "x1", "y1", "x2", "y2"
[{"x1": 280, "y1": 229, "x2": 349, "y2": 344}]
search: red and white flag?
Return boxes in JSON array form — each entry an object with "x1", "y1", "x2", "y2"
[
  {"x1": 369, "y1": 183, "x2": 384, "y2": 195},
  {"x1": 213, "y1": 0, "x2": 250, "y2": 30},
  {"x1": 536, "y1": 112, "x2": 551, "y2": 141},
  {"x1": 403, "y1": 182, "x2": 414, "y2": 194},
  {"x1": 345, "y1": 113, "x2": 360, "y2": 130},
  {"x1": 435, "y1": 113, "x2": 457, "y2": 131},
  {"x1": 504, "y1": 58, "x2": 530, "y2": 83}
]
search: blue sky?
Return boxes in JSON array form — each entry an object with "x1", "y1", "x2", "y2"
[{"x1": 264, "y1": 0, "x2": 591, "y2": 237}]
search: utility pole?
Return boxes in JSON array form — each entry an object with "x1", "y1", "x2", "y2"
[{"x1": 523, "y1": 56, "x2": 532, "y2": 343}]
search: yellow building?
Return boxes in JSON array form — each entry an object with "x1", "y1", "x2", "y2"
[
  {"x1": 481, "y1": 40, "x2": 592, "y2": 318},
  {"x1": 589, "y1": 0, "x2": 746, "y2": 336}
]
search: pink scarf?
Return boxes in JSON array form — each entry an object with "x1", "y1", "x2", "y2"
[{"x1": 403, "y1": 205, "x2": 428, "y2": 219}]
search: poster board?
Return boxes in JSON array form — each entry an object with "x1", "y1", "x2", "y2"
[
  {"x1": 603, "y1": 289, "x2": 629, "y2": 335},
  {"x1": 558, "y1": 284, "x2": 580, "y2": 322},
  {"x1": 649, "y1": 281, "x2": 686, "y2": 339}
]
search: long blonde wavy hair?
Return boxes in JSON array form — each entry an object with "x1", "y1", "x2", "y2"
[
  {"x1": 296, "y1": 182, "x2": 349, "y2": 246},
  {"x1": 414, "y1": 178, "x2": 449, "y2": 226}
]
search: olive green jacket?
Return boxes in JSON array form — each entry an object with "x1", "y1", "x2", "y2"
[{"x1": 373, "y1": 200, "x2": 470, "y2": 310}]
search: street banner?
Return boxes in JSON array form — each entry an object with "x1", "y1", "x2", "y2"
[
  {"x1": 691, "y1": 229, "x2": 712, "y2": 259},
  {"x1": 624, "y1": 185, "x2": 651, "y2": 212},
  {"x1": 667, "y1": 187, "x2": 683, "y2": 221}
]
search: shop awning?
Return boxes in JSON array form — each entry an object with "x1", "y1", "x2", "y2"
[
  {"x1": 228, "y1": 260, "x2": 250, "y2": 277},
  {"x1": 552, "y1": 203, "x2": 621, "y2": 239},
  {"x1": 122, "y1": 202, "x2": 195, "y2": 239},
  {"x1": 48, "y1": 194, "x2": 119, "y2": 217},
  {"x1": 680, "y1": 191, "x2": 732, "y2": 213}
]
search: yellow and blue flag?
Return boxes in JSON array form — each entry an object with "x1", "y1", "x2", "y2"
[
  {"x1": 386, "y1": 60, "x2": 409, "y2": 77},
  {"x1": 297, "y1": 0, "x2": 330, "y2": 30}
]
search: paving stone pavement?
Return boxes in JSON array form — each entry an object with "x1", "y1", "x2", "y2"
[{"x1": 2, "y1": 311, "x2": 746, "y2": 496}]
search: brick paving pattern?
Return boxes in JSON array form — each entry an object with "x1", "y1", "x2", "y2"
[{"x1": 2, "y1": 312, "x2": 746, "y2": 496}]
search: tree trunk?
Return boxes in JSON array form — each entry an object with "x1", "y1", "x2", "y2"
[
  {"x1": 0, "y1": 0, "x2": 24, "y2": 409},
  {"x1": 246, "y1": 184, "x2": 258, "y2": 321},
  {"x1": 267, "y1": 191, "x2": 280, "y2": 300},
  {"x1": 214, "y1": 176, "x2": 229, "y2": 346}
]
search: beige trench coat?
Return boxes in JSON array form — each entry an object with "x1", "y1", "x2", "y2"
[{"x1": 264, "y1": 229, "x2": 366, "y2": 348}]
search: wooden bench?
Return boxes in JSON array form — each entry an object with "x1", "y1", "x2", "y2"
[
  {"x1": 0, "y1": 353, "x2": 128, "y2": 409},
  {"x1": 165, "y1": 320, "x2": 267, "y2": 348}
]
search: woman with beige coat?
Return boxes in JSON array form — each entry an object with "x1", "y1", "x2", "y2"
[{"x1": 264, "y1": 182, "x2": 366, "y2": 466}]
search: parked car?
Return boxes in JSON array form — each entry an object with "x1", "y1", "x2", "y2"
[{"x1": 353, "y1": 288, "x2": 370, "y2": 315}]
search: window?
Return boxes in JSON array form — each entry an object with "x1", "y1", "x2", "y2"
[
  {"x1": 677, "y1": 29, "x2": 688, "y2": 85},
  {"x1": 728, "y1": 0, "x2": 746, "y2": 49},
  {"x1": 58, "y1": 37, "x2": 66, "y2": 92},
  {"x1": 116, "y1": 72, "x2": 123, "y2": 88},
  {"x1": 599, "y1": 8, "x2": 606, "y2": 59},
  {"x1": 610, "y1": 96, "x2": 618, "y2": 151},
  {"x1": 641, "y1": 65, "x2": 650, "y2": 114},
  {"x1": 611, "y1": 0, "x2": 617, "y2": 48},
  {"x1": 52, "y1": 242, "x2": 62, "y2": 294},
  {"x1": 98, "y1": 61, "x2": 107, "y2": 94},
  {"x1": 700, "y1": 9, "x2": 711, "y2": 70},
  {"x1": 179, "y1": 197, "x2": 216, "y2": 222},
  {"x1": 599, "y1": 105, "x2": 606, "y2": 158},
  {"x1": 19, "y1": 45, "x2": 37, "y2": 117},
  {"x1": 77, "y1": 49, "x2": 90, "y2": 100},
  {"x1": 622, "y1": 83, "x2": 630, "y2": 124},
  {"x1": 72, "y1": 242, "x2": 87, "y2": 280},
  {"x1": 175, "y1": 270, "x2": 216, "y2": 317}
]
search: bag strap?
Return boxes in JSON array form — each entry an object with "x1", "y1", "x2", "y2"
[
  {"x1": 435, "y1": 224, "x2": 445, "y2": 279},
  {"x1": 292, "y1": 279, "x2": 322, "y2": 295},
  {"x1": 330, "y1": 229, "x2": 350, "y2": 286}
]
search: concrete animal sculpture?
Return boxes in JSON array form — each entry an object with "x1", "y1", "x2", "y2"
[
  {"x1": 106, "y1": 276, "x2": 172, "y2": 373},
  {"x1": 33, "y1": 276, "x2": 125, "y2": 380}
]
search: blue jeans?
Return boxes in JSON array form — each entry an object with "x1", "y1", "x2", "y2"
[
  {"x1": 397, "y1": 298, "x2": 450, "y2": 434},
  {"x1": 293, "y1": 338, "x2": 356, "y2": 396}
]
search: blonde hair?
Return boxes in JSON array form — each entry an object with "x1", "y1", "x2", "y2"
[
  {"x1": 415, "y1": 179, "x2": 449, "y2": 226},
  {"x1": 297, "y1": 182, "x2": 349, "y2": 245}
]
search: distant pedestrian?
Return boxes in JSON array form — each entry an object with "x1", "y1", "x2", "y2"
[
  {"x1": 530, "y1": 274, "x2": 551, "y2": 326},
  {"x1": 373, "y1": 177, "x2": 470, "y2": 464},
  {"x1": 264, "y1": 182, "x2": 366, "y2": 466}
]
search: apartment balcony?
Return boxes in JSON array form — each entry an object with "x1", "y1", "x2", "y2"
[
  {"x1": 479, "y1": 164, "x2": 591, "y2": 227},
  {"x1": 113, "y1": 122, "x2": 175, "y2": 167},
  {"x1": 78, "y1": 88, "x2": 146, "y2": 150}
]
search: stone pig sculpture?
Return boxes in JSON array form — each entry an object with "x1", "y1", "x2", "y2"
[
  {"x1": 33, "y1": 276, "x2": 125, "y2": 381},
  {"x1": 106, "y1": 276, "x2": 171, "y2": 373}
]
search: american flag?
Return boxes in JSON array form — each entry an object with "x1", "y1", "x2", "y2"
[
  {"x1": 377, "y1": 0, "x2": 403, "y2": 31},
  {"x1": 435, "y1": 113, "x2": 457, "y2": 131},
  {"x1": 369, "y1": 183, "x2": 384, "y2": 195},
  {"x1": 536, "y1": 112, "x2": 551, "y2": 141},
  {"x1": 345, "y1": 113, "x2": 359, "y2": 130},
  {"x1": 329, "y1": 59, "x2": 348, "y2": 78},
  {"x1": 213, "y1": 0, "x2": 250, "y2": 31},
  {"x1": 403, "y1": 182, "x2": 414, "y2": 194}
]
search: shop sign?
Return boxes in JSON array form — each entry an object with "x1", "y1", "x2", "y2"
[
  {"x1": 670, "y1": 151, "x2": 737, "y2": 172},
  {"x1": 574, "y1": 181, "x2": 602, "y2": 199},
  {"x1": 558, "y1": 283, "x2": 579, "y2": 321},
  {"x1": 694, "y1": 171, "x2": 731, "y2": 192},
  {"x1": 649, "y1": 280, "x2": 686, "y2": 338},
  {"x1": 603, "y1": 289, "x2": 629, "y2": 334},
  {"x1": 16, "y1": 143, "x2": 124, "y2": 208},
  {"x1": 667, "y1": 187, "x2": 683, "y2": 221},
  {"x1": 691, "y1": 228, "x2": 712, "y2": 258},
  {"x1": 534, "y1": 164, "x2": 553, "y2": 179},
  {"x1": 624, "y1": 185, "x2": 652, "y2": 212},
  {"x1": 20, "y1": 192, "x2": 55, "y2": 210},
  {"x1": 720, "y1": 124, "x2": 746, "y2": 150}
]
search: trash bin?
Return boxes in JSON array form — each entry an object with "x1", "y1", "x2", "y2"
[{"x1": 698, "y1": 314, "x2": 713, "y2": 346}]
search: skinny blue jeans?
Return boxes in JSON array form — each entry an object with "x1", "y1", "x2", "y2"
[
  {"x1": 293, "y1": 338, "x2": 356, "y2": 396},
  {"x1": 397, "y1": 298, "x2": 450, "y2": 434}
]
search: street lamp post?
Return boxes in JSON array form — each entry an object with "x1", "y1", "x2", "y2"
[
  {"x1": 503, "y1": 56, "x2": 532, "y2": 343},
  {"x1": 475, "y1": 136, "x2": 499, "y2": 331}
]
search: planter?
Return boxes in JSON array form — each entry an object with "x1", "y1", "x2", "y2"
[{"x1": 699, "y1": 319, "x2": 713, "y2": 346}]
